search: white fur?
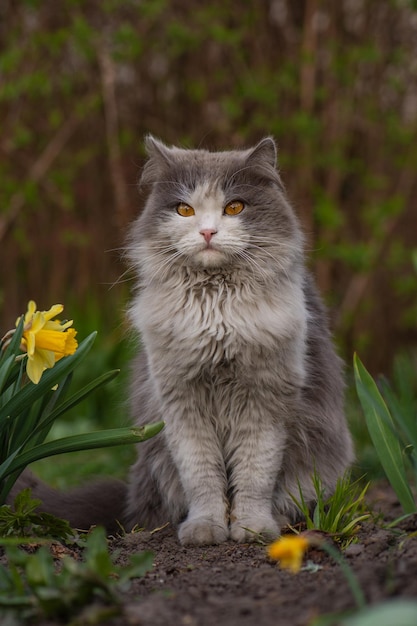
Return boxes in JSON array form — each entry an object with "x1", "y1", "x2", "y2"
[
  {"x1": 126, "y1": 149, "x2": 353, "y2": 545},
  {"x1": 128, "y1": 238, "x2": 307, "y2": 543}
]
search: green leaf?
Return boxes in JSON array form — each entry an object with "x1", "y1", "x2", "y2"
[
  {"x1": 84, "y1": 526, "x2": 113, "y2": 576},
  {"x1": 341, "y1": 599, "x2": 417, "y2": 626},
  {"x1": 2, "y1": 422, "x2": 164, "y2": 479},
  {"x1": 354, "y1": 354, "x2": 416, "y2": 514},
  {"x1": 0, "y1": 355, "x2": 16, "y2": 396},
  {"x1": 26, "y1": 547, "x2": 55, "y2": 587},
  {"x1": 29, "y1": 369, "x2": 120, "y2": 442},
  {"x1": 118, "y1": 551, "x2": 154, "y2": 584},
  {"x1": 0, "y1": 317, "x2": 24, "y2": 365}
]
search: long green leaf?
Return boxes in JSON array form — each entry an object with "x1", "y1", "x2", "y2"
[
  {"x1": 0, "y1": 356, "x2": 16, "y2": 397},
  {"x1": 342, "y1": 599, "x2": 417, "y2": 626},
  {"x1": 0, "y1": 317, "x2": 24, "y2": 365},
  {"x1": 380, "y1": 379, "x2": 417, "y2": 459},
  {"x1": 0, "y1": 332, "x2": 97, "y2": 427},
  {"x1": 354, "y1": 354, "x2": 416, "y2": 514},
  {"x1": 3, "y1": 422, "x2": 165, "y2": 479},
  {"x1": 30, "y1": 375, "x2": 73, "y2": 448},
  {"x1": 30, "y1": 369, "x2": 120, "y2": 441}
]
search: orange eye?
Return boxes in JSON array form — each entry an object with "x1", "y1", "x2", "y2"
[
  {"x1": 224, "y1": 200, "x2": 244, "y2": 216},
  {"x1": 176, "y1": 203, "x2": 195, "y2": 217}
]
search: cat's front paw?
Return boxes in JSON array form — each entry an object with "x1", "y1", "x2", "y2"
[
  {"x1": 178, "y1": 516, "x2": 229, "y2": 545},
  {"x1": 230, "y1": 514, "x2": 280, "y2": 543}
]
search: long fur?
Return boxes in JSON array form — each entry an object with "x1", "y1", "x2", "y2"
[
  {"x1": 8, "y1": 137, "x2": 353, "y2": 544},
  {"x1": 125, "y1": 137, "x2": 353, "y2": 544}
]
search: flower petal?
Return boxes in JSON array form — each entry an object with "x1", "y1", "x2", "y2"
[
  {"x1": 24, "y1": 300, "x2": 37, "y2": 324},
  {"x1": 43, "y1": 304, "x2": 64, "y2": 322},
  {"x1": 37, "y1": 348, "x2": 56, "y2": 369},
  {"x1": 43, "y1": 319, "x2": 73, "y2": 332},
  {"x1": 63, "y1": 328, "x2": 78, "y2": 355},
  {"x1": 33, "y1": 329, "x2": 68, "y2": 354},
  {"x1": 19, "y1": 301, "x2": 78, "y2": 383},
  {"x1": 26, "y1": 332, "x2": 36, "y2": 357},
  {"x1": 26, "y1": 352, "x2": 47, "y2": 384},
  {"x1": 54, "y1": 330, "x2": 78, "y2": 361},
  {"x1": 29, "y1": 311, "x2": 46, "y2": 333},
  {"x1": 267, "y1": 535, "x2": 310, "y2": 573}
]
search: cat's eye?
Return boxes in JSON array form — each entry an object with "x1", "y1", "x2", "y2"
[
  {"x1": 176, "y1": 203, "x2": 195, "y2": 217},
  {"x1": 224, "y1": 200, "x2": 244, "y2": 216}
]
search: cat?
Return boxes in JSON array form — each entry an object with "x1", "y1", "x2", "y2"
[
  {"x1": 8, "y1": 136, "x2": 353, "y2": 545},
  {"x1": 123, "y1": 136, "x2": 353, "y2": 545}
]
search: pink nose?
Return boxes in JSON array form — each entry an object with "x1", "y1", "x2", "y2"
[{"x1": 200, "y1": 228, "x2": 217, "y2": 243}]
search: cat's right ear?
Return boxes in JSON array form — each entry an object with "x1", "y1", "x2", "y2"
[
  {"x1": 245, "y1": 137, "x2": 285, "y2": 190},
  {"x1": 140, "y1": 135, "x2": 172, "y2": 185},
  {"x1": 246, "y1": 137, "x2": 277, "y2": 170}
]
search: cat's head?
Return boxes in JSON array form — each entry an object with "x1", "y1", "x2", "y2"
[{"x1": 129, "y1": 136, "x2": 303, "y2": 280}]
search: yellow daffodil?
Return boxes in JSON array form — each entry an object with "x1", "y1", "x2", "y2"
[
  {"x1": 267, "y1": 535, "x2": 310, "y2": 573},
  {"x1": 17, "y1": 301, "x2": 78, "y2": 384}
]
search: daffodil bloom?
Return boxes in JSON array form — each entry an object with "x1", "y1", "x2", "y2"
[
  {"x1": 267, "y1": 535, "x2": 310, "y2": 573},
  {"x1": 17, "y1": 301, "x2": 78, "y2": 384}
]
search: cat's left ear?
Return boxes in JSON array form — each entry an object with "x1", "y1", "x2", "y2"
[
  {"x1": 140, "y1": 135, "x2": 173, "y2": 185},
  {"x1": 245, "y1": 137, "x2": 284, "y2": 189},
  {"x1": 246, "y1": 137, "x2": 277, "y2": 169}
]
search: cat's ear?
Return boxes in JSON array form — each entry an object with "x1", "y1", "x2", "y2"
[
  {"x1": 245, "y1": 137, "x2": 284, "y2": 189},
  {"x1": 246, "y1": 137, "x2": 277, "y2": 169},
  {"x1": 144, "y1": 135, "x2": 172, "y2": 160},
  {"x1": 140, "y1": 135, "x2": 172, "y2": 185}
]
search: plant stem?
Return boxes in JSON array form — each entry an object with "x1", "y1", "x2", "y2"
[{"x1": 321, "y1": 542, "x2": 366, "y2": 609}]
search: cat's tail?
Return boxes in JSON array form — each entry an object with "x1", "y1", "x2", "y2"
[{"x1": 6, "y1": 469, "x2": 127, "y2": 534}]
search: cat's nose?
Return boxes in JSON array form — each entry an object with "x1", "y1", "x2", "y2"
[{"x1": 200, "y1": 228, "x2": 217, "y2": 244}]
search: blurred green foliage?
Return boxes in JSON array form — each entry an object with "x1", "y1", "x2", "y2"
[
  {"x1": 355, "y1": 351, "x2": 417, "y2": 514},
  {"x1": 1, "y1": 0, "x2": 416, "y2": 373}
]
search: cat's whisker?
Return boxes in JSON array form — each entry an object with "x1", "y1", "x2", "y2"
[
  {"x1": 129, "y1": 244, "x2": 179, "y2": 265},
  {"x1": 232, "y1": 249, "x2": 271, "y2": 283},
  {"x1": 248, "y1": 237, "x2": 296, "y2": 249},
  {"x1": 135, "y1": 245, "x2": 177, "y2": 261},
  {"x1": 142, "y1": 179, "x2": 187, "y2": 190},
  {"x1": 247, "y1": 243, "x2": 291, "y2": 265},
  {"x1": 107, "y1": 267, "x2": 136, "y2": 290},
  {"x1": 145, "y1": 250, "x2": 185, "y2": 283},
  {"x1": 105, "y1": 246, "x2": 128, "y2": 254},
  {"x1": 242, "y1": 246, "x2": 291, "y2": 282},
  {"x1": 225, "y1": 164, "x2": 257, "y2": 185}
]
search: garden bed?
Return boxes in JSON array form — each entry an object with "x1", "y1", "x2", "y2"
[
  {"x1": 106, "y1": 484, "x2": 417, "y2": 626},
  {"x1": 1, "y1": 484, "x2": 416, "y2": 626}
]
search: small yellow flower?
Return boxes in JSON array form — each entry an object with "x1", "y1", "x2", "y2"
[
  {"x1": 17, "y1": 301, "x2": 78, "y2": 384},
  {"x1": 267, "y1": 535, "x2": 310, "y2": 573}
]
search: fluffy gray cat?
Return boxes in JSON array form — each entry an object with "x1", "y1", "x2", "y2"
[
  {"x1": 124, "y1": 136, "x2": 353, "y2": 545},
  {"x1": 9, "y1": 136, "x2": 353, "y2": 544}
]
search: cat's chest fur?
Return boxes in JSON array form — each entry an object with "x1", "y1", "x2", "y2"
[{"x1": 130, "y1": 267, "x2": 307, "y2": 376}]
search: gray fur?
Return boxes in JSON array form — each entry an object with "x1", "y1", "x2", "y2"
[
  {"x1": 8, "y1": 469, "x2": 126, "y2": 534},
  {"x1": 125, "y1": 136, "x2": 354, "y2": 545}
]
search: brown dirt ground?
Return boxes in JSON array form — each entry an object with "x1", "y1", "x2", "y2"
[
  {"x1": 3, "y1": 485, "x2": 417, "y2": 626},
  {"x1": 107, "y1": 485, "x2": 417, "y2": 626}
]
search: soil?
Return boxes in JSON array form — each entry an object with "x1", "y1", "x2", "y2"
[
  {"x1": 4, "y1": 485, "x2": 417, "y2": 626},
  {"x1": 106, "y1": 485, "x2": 417, "y2": 626}
]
